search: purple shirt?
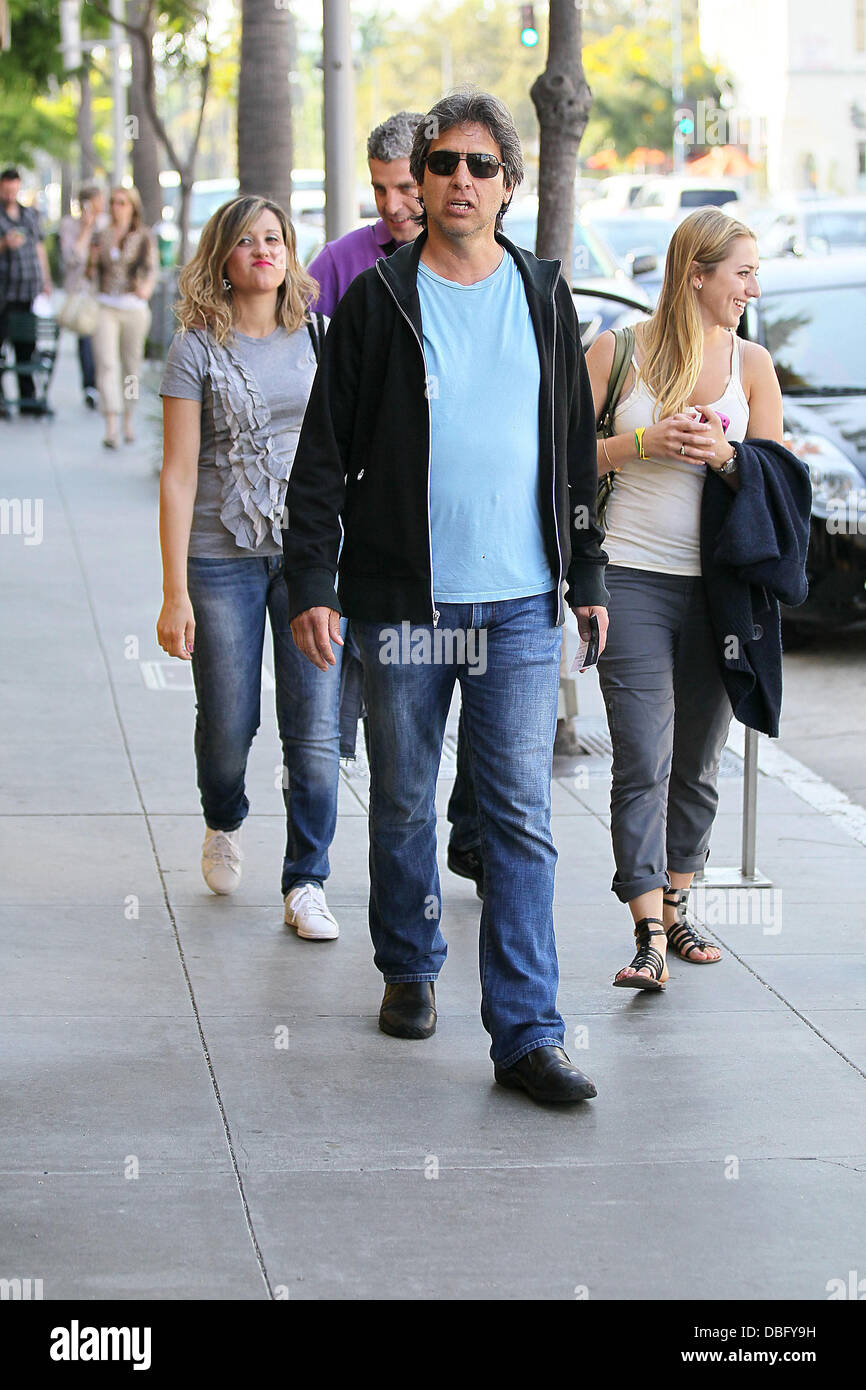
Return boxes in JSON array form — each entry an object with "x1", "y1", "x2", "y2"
[{"x1": 307, "y1": 219, "x2": 397, "y2": 316}]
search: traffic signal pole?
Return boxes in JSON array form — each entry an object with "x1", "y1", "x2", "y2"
[{"x1": 672, "y1": 0, "x2": 684, "y2": 172}]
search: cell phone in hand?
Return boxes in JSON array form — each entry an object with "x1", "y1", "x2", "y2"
[
  {"x1": 701, "y1": 410, "x2": 731, "y2": 434},
  {"x1": 571, "y1": 612, "x2": 601, "y2": 673}
]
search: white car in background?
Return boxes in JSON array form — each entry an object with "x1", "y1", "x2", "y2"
[
  {"x1": 751, "y1": 196, "x2": 866, "y2": 258},
  {"x1": 582, "y1": 174, "x2": 657, "y2": 216},
  {"x1": 175, "y1": 173, "x2": 327, "y2": 259},
  {"x1": 631, "y1": 176, "x2": 742, "y2": 219}
]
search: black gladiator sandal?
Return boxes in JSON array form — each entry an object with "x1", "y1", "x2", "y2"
[
  {"x1": 613, "y1": 917, "x2": 669, "y2": 991},
  {"x1": 664, "y1": 889, "x2": 722, "y2": 964}
]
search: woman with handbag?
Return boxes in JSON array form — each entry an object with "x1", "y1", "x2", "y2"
[
  {"x1": 156, "y1": 195, "x2": 343, "y2": 940},
  {"x1": 585, "y1": 208, "x2": 784, "y2": 990},
  {"x1": 88, "y1": 185, "x2": 157, "y2": 447}
]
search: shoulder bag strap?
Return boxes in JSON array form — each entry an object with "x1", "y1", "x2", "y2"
[{"x1": 597, "y1": 324, "x2": 635, "y2": 438}]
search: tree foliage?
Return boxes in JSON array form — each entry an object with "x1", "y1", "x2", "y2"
[
  {"x1": 582, "y1": 19, "x2": 721, "y2": 158},
  {"x1": 0, "y1": 0, "x2": 75, "y2": 162}
]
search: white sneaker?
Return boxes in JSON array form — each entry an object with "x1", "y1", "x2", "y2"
[
  {"x1": 284, "y1": 883, "x2": 340, "y2": 940},
  {"x1": 201, "y1": 827, "x2": 243, "y2": 895}
]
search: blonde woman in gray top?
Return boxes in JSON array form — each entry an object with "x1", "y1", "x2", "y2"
[{"x1": 585, "y1": 208, "x2": 784, "y2": 990}]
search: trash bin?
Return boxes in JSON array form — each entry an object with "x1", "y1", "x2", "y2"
[{"x1": 146, "y1": 269, "x2": 180, "y2": 360}]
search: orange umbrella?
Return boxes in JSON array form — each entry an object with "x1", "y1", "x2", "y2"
[
  {"x1": 687, "y1": 145, "x2": 757, "y2": 176},
  {"x1": 586, "y1": 147, "x2": 618, "y2": 170},
  {"x1": 625, "y1": 147, "x2": 667, "y2": 170}
]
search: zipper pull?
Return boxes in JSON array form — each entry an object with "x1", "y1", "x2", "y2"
[{"x1": 432, "y1": 608, "x2": 440, "y2": 628}]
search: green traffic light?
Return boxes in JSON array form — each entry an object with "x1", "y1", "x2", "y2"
[
  {"x1": 678, "y1": 117, "x2": 695, "y2": 135},
  {"x1": 520, "y1": 27, "x2": 539, "y2": 46}
]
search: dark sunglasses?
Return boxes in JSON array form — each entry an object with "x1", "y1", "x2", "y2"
[{"x1": 425, "y1": 150, "x2": 502, "y2": 179}]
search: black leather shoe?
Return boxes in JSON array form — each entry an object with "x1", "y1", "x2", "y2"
[
  {"x1": 378, "y1": 982, "x2": 436, "y2": 1039},
  {"x1": 494, "y1": 1046, "x2": 597, "y2": 1104},
  {"x1": 447, "y1": 844, "x2": 484, "y2": 900}
]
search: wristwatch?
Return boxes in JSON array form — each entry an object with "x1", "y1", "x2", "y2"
[{"x1": 715, "y1": 442, "x2": 739, "y2": 476}]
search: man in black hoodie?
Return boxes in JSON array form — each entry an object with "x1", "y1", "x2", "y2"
[{"x1": 284, "y1": 91, "x2": 608, "y2": 1104}]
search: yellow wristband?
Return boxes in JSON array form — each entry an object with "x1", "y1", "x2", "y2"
[{"x1": 635, "y1": 427, "x2": 647, "y2": 460}]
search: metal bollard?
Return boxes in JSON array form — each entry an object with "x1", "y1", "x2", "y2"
[{"x1": 695, "y1": 726, "x2": 772, "y2": 889}]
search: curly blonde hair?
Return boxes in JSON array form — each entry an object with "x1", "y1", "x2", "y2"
[
  {"x1": 175, "y1": 195, "x2": 318, "y2": 344},
  {"x1": 637, "y1": 207, "x2": 756, "y2": 421}
]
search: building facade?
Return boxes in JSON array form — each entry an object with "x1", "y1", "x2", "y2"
[{"x1": 699, "y1": 0, "x2": 866, "y2": 193}]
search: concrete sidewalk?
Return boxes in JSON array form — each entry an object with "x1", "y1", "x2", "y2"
[{"x1": 1, "y1": 337, "x2": 864, "y2": 1301}]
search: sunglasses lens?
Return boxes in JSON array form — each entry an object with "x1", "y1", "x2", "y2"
[
  {"x1": 427, "y1": 151, "x2": 459, "y2": 176},
  {"x1": 426, "y1": 151, "x2": 501, "y2": 178},
  {"x1": 467, "y1": 155, "x2": 500, "y2": 178}
]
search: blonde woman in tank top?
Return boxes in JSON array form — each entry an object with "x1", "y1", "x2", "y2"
[{"x1": 585, "y1": 209, "x2": 783, "y2": 990}]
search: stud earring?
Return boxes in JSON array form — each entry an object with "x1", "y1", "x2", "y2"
[
  {"x1": 222, "y1": 277, "x2": 232, "y2": 291},
  {"x1": 696, "y1": 280, "x2": 703, "y2": 289}
]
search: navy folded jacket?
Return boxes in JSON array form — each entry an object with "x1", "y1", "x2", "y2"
[{"x1": 700, "y1": 438, "x2": 811, "y2": 737}]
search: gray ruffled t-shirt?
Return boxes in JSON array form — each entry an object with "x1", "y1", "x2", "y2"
[{"x1": 159, "y1": 323, "x2": 318, "y2": 557}]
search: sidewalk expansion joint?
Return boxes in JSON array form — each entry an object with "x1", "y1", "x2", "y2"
[{"x1": 692, "y1": 921, "x2": 866, "y2": 1084}]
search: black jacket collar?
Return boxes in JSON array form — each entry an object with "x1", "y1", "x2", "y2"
[{"x1": 375, "y1": 227, "x2": 563, "y2": 331}]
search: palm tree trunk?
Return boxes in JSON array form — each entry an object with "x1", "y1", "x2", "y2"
[
  {"x1": 531, "y1": 0, "x2": 593, "y2": 271},
  {"x1": 238, "y1": 0, "x2": 293, "y2": 215},
  {"x1": 128, "y1": 0, "x2": 162, "y2": 225}
]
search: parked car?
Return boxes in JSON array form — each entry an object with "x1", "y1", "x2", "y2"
[
  {"x1": 580, "y1": 213, "x2": 677, "y2": 302},
  {"x1": 501, "y1": 199, "x2": 653, "y2": 339},
  {"x1": 570, "y1": 284, "x2": 650, "y2": 350},
  {"x1": 742, "y1": 254, "x2": 866, "y2": 635},
  {"x1": 752, "y1": 196, "x2": 866, "y2": 258},
  {"x1": 183, "y1": 174, "x2": 326, "y2": 257},
  {"x1": 631, "y1": 176, "x2": 741, "y2": 219},
  {"x1": 581, "y1": 174, "x2": 657, "y2": 215}
]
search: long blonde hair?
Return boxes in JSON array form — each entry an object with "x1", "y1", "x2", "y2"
[
  {"x1": 637, "y1": 207, "x2": 756, "y2": 421},
  {"x1": 175, "y1": 195, "x2": 318, "y2": 344}
]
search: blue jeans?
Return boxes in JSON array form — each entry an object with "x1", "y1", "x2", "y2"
[
  {"x1": 78, "y1": 333, "x2": 96, "y2": 392},
  {"x1": 187, "y1": 554, "x2": 342, "y2": 895},
  {"x1": 447, "y1": 712, "x2": 481, "y2": 852},
  {"x1": 352, "y1": 591, "x2": 564, "y2": 1068}
]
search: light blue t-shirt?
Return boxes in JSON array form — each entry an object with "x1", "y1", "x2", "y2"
[{"x1": 416, "y1": 253, "x2": 556, "y2": 603}]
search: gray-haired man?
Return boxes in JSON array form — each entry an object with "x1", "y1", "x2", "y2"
[{"x1": 307, "y1": 110, "x2": 424, "y2": 315}]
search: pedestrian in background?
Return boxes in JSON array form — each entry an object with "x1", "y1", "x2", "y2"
[
  {"x1": 157, "y1": 195, "x2": 343, "y2": 941},
  {"x1": 284, "y1": 90, "x2": 608, "y2": 1103},
  {"x1": 0, "y1": 165, "x2": 53, "y2": 418},
  {"x1": 59, "y1": 184, "x2": 106, "y2": 411},
  {"x1": 88, "y1": 185, "x2": 157, "y2": 448},
  {"x1": 586, "y1": 209, "x2": 786, "y2": 990}
]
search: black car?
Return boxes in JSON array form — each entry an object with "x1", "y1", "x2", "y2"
[{"x1": 742, "y1": 254, "x2": 866, "y2": 635}]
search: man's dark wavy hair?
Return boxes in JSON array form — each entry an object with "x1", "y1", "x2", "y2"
[{"x1": 408, "y1": 88, "x2": 524, "y2": 231}]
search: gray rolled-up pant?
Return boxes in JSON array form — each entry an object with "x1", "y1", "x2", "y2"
[{"x1": 597, "y1": 565, "x2": 733, "y2": 903}]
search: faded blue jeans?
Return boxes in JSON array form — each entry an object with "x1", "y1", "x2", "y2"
[
  {"x1": 187, "y1": 554, "x2": 343, "y2": 895},
  {"x1": 352, "y1": 590, "x2": 564, "y2": 1068}
]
